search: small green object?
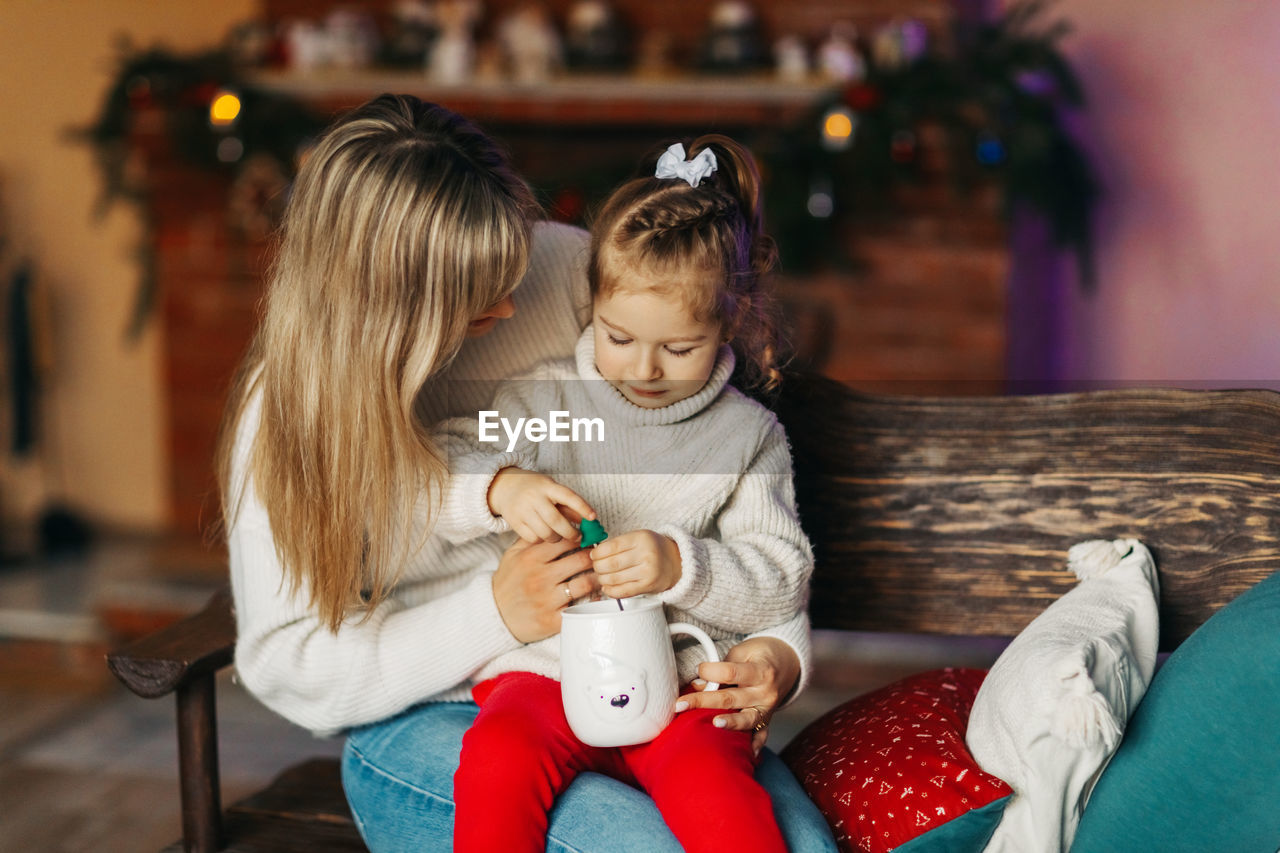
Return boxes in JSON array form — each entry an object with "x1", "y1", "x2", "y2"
[{"x1": 579, "y1": 518, "x2": 608, "y2": 547}]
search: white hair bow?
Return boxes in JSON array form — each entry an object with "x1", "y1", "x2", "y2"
[{"x1": 654, "y1": 143, "x2": 718, "y2": 187}]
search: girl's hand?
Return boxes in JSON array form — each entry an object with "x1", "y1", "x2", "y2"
[
  {"x1": 675, "y1": 636, "x2": 801, "y2": 755},
  {"x1": 492, "y1": 538, "x2": 599, "y2": 643},
  {"x1": 488, "y1": 467, "x2": 595, "y2": 543},
  {"x1": 589, "y1": 529, "x2": 682, "y2": 599}
]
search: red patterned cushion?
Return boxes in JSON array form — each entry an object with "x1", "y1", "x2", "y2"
[{"x1": 781, "y1": 668, "x2": 1011, "y2": 853}]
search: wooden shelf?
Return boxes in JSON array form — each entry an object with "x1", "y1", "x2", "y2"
[{"x1": 249, "y1": 70, "x2": 839, "y2": 126}]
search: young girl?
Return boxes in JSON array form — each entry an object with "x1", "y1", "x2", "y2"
[{"x1": 438, "y1": 134, "x2": 813, "y2": 853}]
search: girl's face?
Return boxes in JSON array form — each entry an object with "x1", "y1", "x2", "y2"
[{"x1": 592, "y1": 287, "x2": 722, "y2": 409}]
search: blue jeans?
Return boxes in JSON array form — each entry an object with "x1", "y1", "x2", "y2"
[{"x1": 342, "y1": 701, "x2": 837, "y2": 852}]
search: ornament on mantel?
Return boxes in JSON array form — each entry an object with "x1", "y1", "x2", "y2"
[
  {"x1": 428, "y1": 0, "x2": 482, "y2": 84},
  {"x1": 283, "y1": 20, "x2": 329, "y2": 72},
  {"x1": 871, "y1": 17, "x2": 928, "y2": 72},
  {"x1": 497, "y1": 3, "x2": 564, "y2": 84},
  {"x1": 280, "y1": 11, "x2": 380, "y2": 72},
  {"x1": 700, "y1": 1, "x2": 767, "y2": 72},
  {"x1": 635, "y1": 30, "x2": 676, "y2": 77},
  {"x1": 225, "y1": 19, "x2": 273, "y2": 68},
  {"x1": 773, "y1": 34, "x2": 810, "y2": 82},
  {"x1": 565, "y1": 0, "x2": 630, "y2": 71},
  {"x1": 817, "y1": 22, "x2": 866, "y2": 83},
  {"x1": 383, "y1": 0, "x2": 436, "y2": 68},
  {"x1": 325, "y1": 9, "x2": 380, "y2": 70}
]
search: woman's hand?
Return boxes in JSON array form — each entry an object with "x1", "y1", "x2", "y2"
[
  {"x1": 676, "y1": 636, "x2": 801, "y2": 755},
  {"x1": 589, "y1": 529, "x2": 682, "y2": 599},
  {"x1": 488, "y1": 467, "x2": 596, "y2": 543},
  {"x1": 491, "y1": 538, "x2": 598, "y2": 643}
]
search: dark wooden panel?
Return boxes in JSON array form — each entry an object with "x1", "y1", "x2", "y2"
[{"x1": 773, "y1": 374, "x2": 1280, "y2": 647}]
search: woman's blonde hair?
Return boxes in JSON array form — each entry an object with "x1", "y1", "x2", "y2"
[
  {"x1": 215, "y1": 94, "x2": 540, "y2": 631},
  {"x1": 587, "y1": 133, "x2": 783, "y2": 389}
]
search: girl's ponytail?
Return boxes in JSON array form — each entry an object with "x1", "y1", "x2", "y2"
[{"x1": 688, "y1": 135, "x2": 784, "y2": 390}]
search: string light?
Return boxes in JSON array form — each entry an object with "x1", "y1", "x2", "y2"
[
  {"x1": 216, "y1": 137, "x2": 244, "y2": 163},
  {"x1": 976, "y1": 132, "x2": 1006, "y2": 166},
  {"x1": 209, "y1": 90, "x2": 241, "y2": 127},
  {"x1": 821, "y1": 107, "x2": 857, "y2": 152},
  {"x1": 889, "y1": 129, "x2": 917, "y2": 163},
  {"x1": 807, "y1": 177, "x2": 835, "y2": 219}
]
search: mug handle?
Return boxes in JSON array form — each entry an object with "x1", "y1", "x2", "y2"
[{"x1": 667, "y1": 622, "x2": 721, "y2": 692}]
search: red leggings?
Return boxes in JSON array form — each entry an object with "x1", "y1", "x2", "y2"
[{"x1": 453, "y1": 671, "x2": 786, "y2": 853}]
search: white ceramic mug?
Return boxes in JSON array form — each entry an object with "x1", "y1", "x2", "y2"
[{"x1": 560, "y1": 596, "x2": 721, "y2": 747}]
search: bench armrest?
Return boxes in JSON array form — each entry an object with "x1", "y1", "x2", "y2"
[{"x1": 107, "y1": 584, "x2": 235, "y2": 698}]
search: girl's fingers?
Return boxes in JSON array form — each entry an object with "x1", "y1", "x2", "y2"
[
  {"x1": 536, "y1": 503, "x2": 576, "y2": 542},
  {"x1": 599, "y1": 577, "x2": 648, "y2": 600},
  {"x1": 589, "y1": 533, "x2": 636, "y2": 562},
  {"x1": 550, "y1": 485, "x2": 596, "y2": 526},
  {"x1": 528, "y1": 516, "x2": 559, "y2": 543},
  {"x1": 589, "y1": 550, "x2": 630, "y2": 577}
]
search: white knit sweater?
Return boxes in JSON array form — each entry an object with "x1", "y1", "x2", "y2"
[
  {"x1": 227, "y1": 223, "x2": 812, "y2": 735},
  {"x1": 437, "y1": 327, "x2": 814, "y2": 685}
]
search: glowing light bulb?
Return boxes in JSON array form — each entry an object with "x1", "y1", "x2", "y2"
[
  {"x1": 210, "y1": 91, "x2": 242, "y2": 127},
  {"x1": 820, "y1": 107, "x2": 857, "y2": 152}
]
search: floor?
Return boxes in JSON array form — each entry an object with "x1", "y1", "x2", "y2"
[{"x1": 0, "y1": 533, "x2": 1005, "y2": 852}]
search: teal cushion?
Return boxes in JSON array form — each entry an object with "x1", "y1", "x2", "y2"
[
  {"x1": 1071, "y1": 570, "x2": 1280, "y2": 852},
  {"x1": 896, "y1": 797, "x2": 1010, "y2": 853}
]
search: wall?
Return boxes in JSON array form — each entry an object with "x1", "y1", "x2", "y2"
[
  {"x1": 0, "y1": 1, "x2": 256, "y2": 536},
  {"x1": 1005, "y1": 0, "x2": 1280, "y2": 386}
]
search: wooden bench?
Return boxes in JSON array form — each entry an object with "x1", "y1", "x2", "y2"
[{"x1": 108, "y1": 374, "x2": 1280, "y2": 852}]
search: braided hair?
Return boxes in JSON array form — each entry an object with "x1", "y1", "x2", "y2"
[{"x1": 587, "y1": 134, "x2": 784, "y2": 390}]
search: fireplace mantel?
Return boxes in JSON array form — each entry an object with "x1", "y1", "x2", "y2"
[{"x1": 129, "y1": 84, "x2": 1006, "y2": 536}]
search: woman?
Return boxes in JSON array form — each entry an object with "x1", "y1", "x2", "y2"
[{"x1": 215, "y1": 94, "x2": 835, "y2": 852}]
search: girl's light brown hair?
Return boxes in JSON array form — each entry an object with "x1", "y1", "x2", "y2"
[
  {"x1": 215, "y1": 94, "x2": 540, "y2": 631},
  {"x1": 587, "y1": 133, "x2": 783, "y2": 390}
]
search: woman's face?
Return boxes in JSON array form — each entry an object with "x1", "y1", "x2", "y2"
[
  {"x1": 592, "y1": 287, "x2": 722, "y2": 409},
  {"x1": 466, "y1": 294, "x2": 516, "y2": 337}
]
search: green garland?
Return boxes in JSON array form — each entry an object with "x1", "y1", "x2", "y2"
[
  {"x1": 772, "y1": 0, "x2": 1098, "y2": 285},
  {"x1": 75, "y1": 41, "x2": 325, "y2": 339}
]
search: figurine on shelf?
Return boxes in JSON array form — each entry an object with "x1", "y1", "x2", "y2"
[
  {"x1": 565, "y1": 0, "x2": 630, "y2": 71},
  {"x1": 635, "y1": 29, "x2": 676, "y2": 77},
  {"x1": 872, "y1": 17, "x2": 928, "y2": 72},
  {"x1": 225, "y1": 19, "x2": 274, "y2": 68},
  {"x1": 428, "y1": 0, "x2": 482, "y2": 84},
  {"x1": 497, "y1": 3, "x2": 564, "y2": 85},
  {"x1": 383, "y1": 0, "x2": 436, "y2": 69},
  {"x1": 772, "y1": 34, "x2": 809, "y2": 82},
  {"x1": 325, "y1": 8, "x2": 380, "y2": 70},
  {"x1": 816, "y1": 21, "x2": 866, "y2": 82},
  {"x1": 283, "y1": 19, "x2": 330, "y2": 72},
  {"x1": 700, "y1": 1, "x2": 767, "y2": 72}
]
